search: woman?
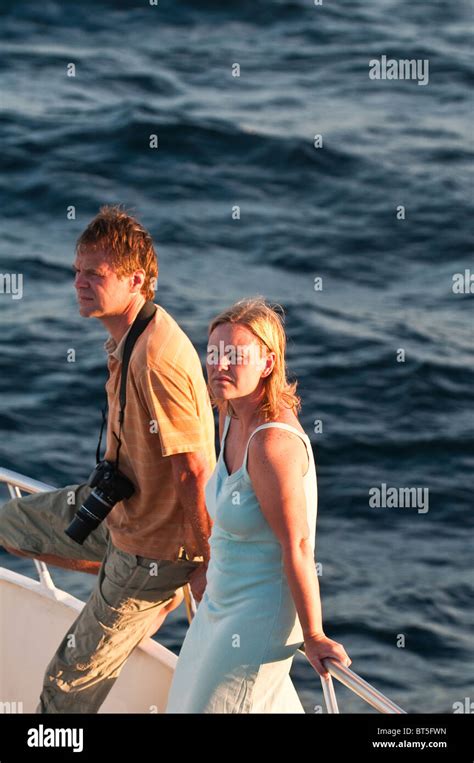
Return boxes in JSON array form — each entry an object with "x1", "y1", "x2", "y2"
[{"x1": 166, "y1": 297, "x2": 351, "y2": 713}]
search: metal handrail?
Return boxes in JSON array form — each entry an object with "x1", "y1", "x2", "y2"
[
  {"x1": 0, "y1": 466, "x2": 407, "y2": 714},
  {"x1": 1, "y1": 469, "x2": 59, "y2": 594},
  {"x1": 298, "y1": 646, "x2": 406, "y2": 713},
  {"x1": 0, "y1": 468, "x2": 54, "y2": 495}
]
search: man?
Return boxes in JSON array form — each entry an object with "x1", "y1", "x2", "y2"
[{"x1": 0, "y1": 206, "x2": 216, "y2": 713}]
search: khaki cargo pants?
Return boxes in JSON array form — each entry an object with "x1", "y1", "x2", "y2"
[{"x1": 0, "y1": 482, "x2": 201, "y2": 713}]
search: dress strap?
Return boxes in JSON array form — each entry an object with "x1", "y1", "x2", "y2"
[
  {"x1": 242, "y1": 422, "x2": 311, "y2": 473},
  {"x1": 220, "y1": 413, "x2": 232, "y2": 449}
]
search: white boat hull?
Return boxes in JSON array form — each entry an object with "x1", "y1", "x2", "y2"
[{"x1": 0, "y1": 566, "x2": 176, "y2": 713}]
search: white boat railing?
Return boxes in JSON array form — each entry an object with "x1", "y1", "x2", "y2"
[{"x1": 0, "y1": 466, "x2": 406, "y2": 714}]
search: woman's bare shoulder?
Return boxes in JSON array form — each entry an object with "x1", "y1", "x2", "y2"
[
  {"x1": 249, "y1": 413, "x2": 308, "y2": 474},
  {"x1": 270, "y1": 409, "x2": 307, "y2": 436}
]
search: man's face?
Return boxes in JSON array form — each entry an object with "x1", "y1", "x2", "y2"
[{"x1": 73, "y1": 248, "x2": 141, "y2": 318}]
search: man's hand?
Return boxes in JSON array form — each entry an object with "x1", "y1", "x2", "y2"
[
  {"x1": 188, "y1": 564, "x2": 208, "y2": 603},
  {"x1": 170, "y1": 450, "x2": 213, "y2": 561}
]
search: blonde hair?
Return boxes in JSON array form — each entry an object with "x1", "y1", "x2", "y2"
[
  {"x1": 76, "y1": 205, "x2": 158, "y2": 301},
  {"x1": 207, "y1": 296, "x2": 301, "y2": 422}
]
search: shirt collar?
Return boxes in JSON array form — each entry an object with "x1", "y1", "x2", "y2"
[{"x1": 103, "y1": 324, "x2": 133, "y2": 362}]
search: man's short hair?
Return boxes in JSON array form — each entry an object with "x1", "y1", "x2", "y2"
[{"x1": 76, "y1": 205, "x2": 158, "y2": 301}]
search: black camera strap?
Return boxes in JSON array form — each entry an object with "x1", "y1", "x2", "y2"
[{"x1": 96, "y1": 300, "x2": 158, "y2": 469}]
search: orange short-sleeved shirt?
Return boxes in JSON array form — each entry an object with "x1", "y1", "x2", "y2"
[{"x1": 102, "y1": 304, "x2": 216, "y2": 562}]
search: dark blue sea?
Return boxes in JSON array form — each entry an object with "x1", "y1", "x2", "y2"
[{"x1": 0, "y1": 0, "x2": 472, "y2": 714}]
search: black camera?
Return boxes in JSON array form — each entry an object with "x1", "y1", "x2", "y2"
[{"x1": 65, "y1": 460, "x2": 135, "y2": 545}]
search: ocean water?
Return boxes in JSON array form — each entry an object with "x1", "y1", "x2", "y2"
[{"x1": 0, "y1": 0, "x2": 472, "y2": 713}]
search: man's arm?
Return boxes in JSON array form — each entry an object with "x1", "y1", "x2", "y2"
[{"x1": 169, "y1": 450, "x2": 213, "y2": 564}]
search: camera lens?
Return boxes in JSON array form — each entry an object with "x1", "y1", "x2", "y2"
[
  {"x1": 64, "y1": 489, "x2": 114, "y2": 545},
  {"x1": 65, "y1": 461, "x2": 135, "y2": 545}
]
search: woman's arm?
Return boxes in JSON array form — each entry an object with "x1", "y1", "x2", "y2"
[{"x1": 247, "y1": 428, "x2": 351, "y2": 679}]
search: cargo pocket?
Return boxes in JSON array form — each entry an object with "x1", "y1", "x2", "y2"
[{"x1": 98, "y1": 546, "x2": 141, "y2": 617}]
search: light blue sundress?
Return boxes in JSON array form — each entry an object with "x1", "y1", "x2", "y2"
[{"x1": 165, "y1": 414, "x2": 318, "y2": 713}]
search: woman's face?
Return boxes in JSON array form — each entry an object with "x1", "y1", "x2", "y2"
[{"x1": 206, "y1": 322, "x2": 275, "y2": 404}]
